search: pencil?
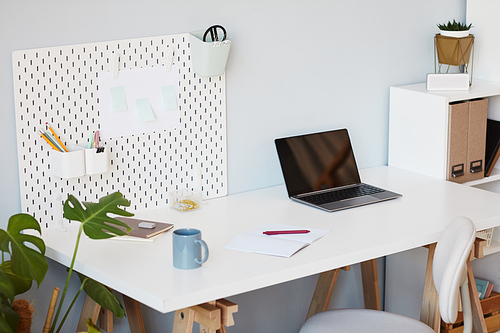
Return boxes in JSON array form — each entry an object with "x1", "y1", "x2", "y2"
[
  {"x1": 44, "y1": 131, "x2": 65, "y2": 152},
  {"x1": 46, "y1": 122, "x2": 68, "y2": 152},
  {"x1": 39, "y1": 130, "x2": 62, "y2": 151}
]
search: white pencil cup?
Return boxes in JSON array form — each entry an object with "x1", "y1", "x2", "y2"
[
  {"x1": 50, "y1": 146, "x2": 109, "y2": 179},
  {"x1": 85, "y1": 148, "x2": 109, "y2": 175},
  {"x1": 190, "y1": 30, "x2": 231, "y2": 77},
  {"x1": 50, "y1": 149, "x2": 85, "y2": 179}
]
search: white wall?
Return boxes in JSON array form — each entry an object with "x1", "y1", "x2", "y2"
[
  {"x1": 467, "y1": 0, "x2": 500, "y2": 122},
  {"x1": 0, "y1": 1, "x2": 465, "y2": 332}
]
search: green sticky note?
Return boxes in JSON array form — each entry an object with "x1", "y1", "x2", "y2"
[
  {"x1": 135, "y1": 98, "x2": 155, "y2": 122},
  {"x1": 110, "y1": 86, "x2": 127, "y2": 112},
  {"x1": 161, "y1": 85, "x2": 177, "y2": 110}
]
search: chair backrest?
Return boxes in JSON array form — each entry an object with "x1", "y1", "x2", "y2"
[{"x1": 432, "y1": 216, "x2": 476, "y2": 332}]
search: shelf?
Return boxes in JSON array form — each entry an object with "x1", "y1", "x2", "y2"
[
  {"x1": 483, "y1": 240, "x2": 500, "y2": 256},
  {"x1": 396, "y1": 79, "x2": 500, "y2": 103},
  {"x1": 465, "y1": 168, "x2": 500, "y2": 187},
  {"x1": 389, "y1": 80, "x2": 500, "y2": 182}
]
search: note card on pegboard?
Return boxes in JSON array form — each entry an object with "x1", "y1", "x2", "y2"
[{"x1": 12, "y1": 33, "x2": 227, "y2": 228}]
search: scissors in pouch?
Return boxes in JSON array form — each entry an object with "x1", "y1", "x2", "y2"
[{"x1": 203, "y1": 25, "x2": 227, "y2": 42}]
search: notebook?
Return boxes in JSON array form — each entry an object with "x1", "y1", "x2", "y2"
[
  {"x1": 111, "y1": 217, "x2": 174, "y2": 242},
  {"x1": 224, "y1": 223, "x2": 330, "y2": 258},
  {"x1": 274, "y1": 129, "x2": 401, "y2": 212}
]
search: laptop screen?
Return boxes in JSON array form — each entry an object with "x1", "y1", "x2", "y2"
[{"x1": 275, "y1": 129, "x2": 361, "y2": 197}]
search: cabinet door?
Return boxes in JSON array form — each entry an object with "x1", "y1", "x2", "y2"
[{"x1": 447, "y1": 102, "x2": 469, "y2": 183}]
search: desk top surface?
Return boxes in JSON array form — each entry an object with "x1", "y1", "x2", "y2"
[{"x1": 42, "y1": 166, "x2": 500, "y2": 313}]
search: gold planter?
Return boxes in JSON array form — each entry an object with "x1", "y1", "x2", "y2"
[
  {"x1": 434, "y1": 34, "x2": 474, "y2": 84},
  {"x1": 435, "y1": 34, "x2": 474, "y2": 66}
]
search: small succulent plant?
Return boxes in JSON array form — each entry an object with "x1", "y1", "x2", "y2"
[{"x1": 437, "y1": 19, "x2": 473, "y2": 31}]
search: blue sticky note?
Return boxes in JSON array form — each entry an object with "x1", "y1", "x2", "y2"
[
  {"x1": 110, "y1": 86, "x2": 127, "y2": 112},
  {"x1": 161, "y1": 85, "x2": 177, "y2": 110},
  {"x1": 135, "y1": 98, "x2": 156, "y2": 122}
]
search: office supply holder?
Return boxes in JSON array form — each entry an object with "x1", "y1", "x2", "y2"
[
  {"x1": 190, "y1": 30, "x2": 231, "y2": 77},
  {"x1": 12, "y1": 32, "x2": 228, "y2": 229}
]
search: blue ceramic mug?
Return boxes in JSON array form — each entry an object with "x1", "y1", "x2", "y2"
[{"x1": 173, "y1": 228, "x2": 209, "y2": 269}]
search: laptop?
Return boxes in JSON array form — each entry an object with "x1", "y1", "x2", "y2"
[{"x1": 274, "y1": 129, "x2": 401, "y2": 212}]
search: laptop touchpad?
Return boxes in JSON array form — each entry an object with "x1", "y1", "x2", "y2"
[{"x1": 321, "y1": 195, "x2": 379, "y2": 211}]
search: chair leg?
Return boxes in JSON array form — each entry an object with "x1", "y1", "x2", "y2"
[
  {"x1": 420, "y1": 243, "x2": 440, "y2": 332},
  {"x1": 466, "y1": 261, "x2": 487, "y2": 333},
  {"x1": 360, "y1": 259, "x2": 381, "y2": 310}
]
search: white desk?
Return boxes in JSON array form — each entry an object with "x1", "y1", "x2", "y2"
[{"x1": 42, "y1": 166, "x2": 500, "y2": 316}]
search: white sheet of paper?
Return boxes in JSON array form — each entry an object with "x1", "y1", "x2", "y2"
[
  {"x1": 224, "y1": 223, "x2": 330, "y2": 258},
  {"x1": 248, "y1": 223, "x2": 329, "y2": 243},
  {"x1": 224, "y1": 233, "x2": 309, "y2": 258},
  {"x1": 98, "y1": 65, "x2": 180, "y2": 139}
]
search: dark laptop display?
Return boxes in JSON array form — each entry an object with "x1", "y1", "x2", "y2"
[{"x1": 275, "y1": 129, "x2": 401, "y2": 212}]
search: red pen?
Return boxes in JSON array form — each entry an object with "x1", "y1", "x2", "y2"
[{"x1": 263, "y1": 230, "x2": 310, "y2": 236}]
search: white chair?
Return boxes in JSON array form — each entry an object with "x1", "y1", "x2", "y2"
[{"x1": 299, "y1": 216, "x2": 476, "y2": 333}]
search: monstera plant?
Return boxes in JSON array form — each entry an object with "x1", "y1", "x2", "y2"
[{"x1": 0, "y1": 191, "x2": 134, "y2": 333}]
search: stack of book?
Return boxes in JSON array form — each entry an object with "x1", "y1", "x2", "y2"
[{"x1": 475, "y1": 277, "x2": 494, "y2": 300}]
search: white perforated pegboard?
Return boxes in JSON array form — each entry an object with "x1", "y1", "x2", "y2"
[{"x1": 13, "y1": 33, "x2": 227, "y2": 228}]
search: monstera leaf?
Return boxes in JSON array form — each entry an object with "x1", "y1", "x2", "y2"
[
  {"x1": 0, "y1": 272, "x2": 18, "y2": 333},
  {"x1": 63, "y1": 192, "x2": 133, "y2": 239},
  {"x1": 0, "y1": 262, "x2": 32, "y2": 296},
  {"x1": 0, "y1": 270, "x2": 15, "y2": 303},
  {"x1": 50, "y1": 192, "x2": 133, "y2": 333},
  {"x1": 0, "y1": 213, "x2": 47, "y2": 287},
  {"x1": 78, "y1": 273, "x2": 125, "y2": 319},
  {"x1": 0, "y1": 296, "x2": 18, "y2": 333}
]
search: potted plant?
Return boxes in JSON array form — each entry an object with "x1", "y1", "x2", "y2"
[
  {"x1": 437, "y1": 19, "x2": 473, "y2": 38},
  {"x1": 435, "y1": 20, "x2": 474, "y2": 69},
  {"x1": 0, "y1": 191, "x2": 134, "y2": 333}
]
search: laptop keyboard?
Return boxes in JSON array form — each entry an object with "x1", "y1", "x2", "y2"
[{"x1": 300, "y1": 184, "x2": 384, "y2": 205}]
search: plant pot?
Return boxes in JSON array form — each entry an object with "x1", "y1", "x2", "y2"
[
  {"x1": 12, "y1": 299, "x2": 34, "y2": 333},
  {"x1": 439, "y1": 30, "x2": 470, "y2": 38},
  {"x1": 435, "y1": 34, "x2": 474, "y2": 66}
]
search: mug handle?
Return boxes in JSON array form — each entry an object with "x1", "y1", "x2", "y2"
[{"x1": 195, "y1": 239, "x2": 209, "y2": 264}]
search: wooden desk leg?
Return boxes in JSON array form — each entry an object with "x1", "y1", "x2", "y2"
[
  {"x1": 420, "y1": 243, "x2": 440, "y2": 332},
  {"x1": 122, "y1": 295, "x2": 146, "y2": 333},
  {"x1": 174, "y1": 299, "x2": 236, "y2": 333},
  {"x1": 76, "y1": 295, "x2": 101, "y2": 332},
  {"x1": 467, "y1": 261, "x2": 487, "y2": 333},
  {"x1": 173, "y1": 308, "x2": 196, "y2": 333},
  {"x1": 216, "y1": 299, "x2": 238, "y2": 328},
  {"x1": 194, "y1": 302, "x2": 221, "y2": 333},
  {"x1": 98, "y1": 308, "x2": 113, "y2": 332},
  {"x1": 199, "y1": 301, "x2": 217, "y2": 333},
  {"x1": 360, "y1": 259, "x2": 381, "y2": 310},
  {"x1": 306, "y1": 268, "x2": 341, "y2": 320}
]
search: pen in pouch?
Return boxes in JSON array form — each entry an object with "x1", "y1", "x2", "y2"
[
  {"x1": 94, "y1": 131, "x2": 99, "y2": 149},
  {"x1": 46, "y1": 122, "x2": 68, "y2": 152},
  {"x1": 39, "y1": 130, "x2": 62, "y2": 152},
  {"x1": 88, "y1": 131, "x2": 95, "y2": 149},
  {"x1": 44, "y1": 131, "x2": 65, "y2": 152}
]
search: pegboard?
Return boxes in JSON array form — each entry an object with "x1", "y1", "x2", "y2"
[{"x1": 12, "y1": 33, "x2": 227, "y2": 228}]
